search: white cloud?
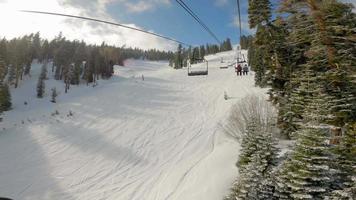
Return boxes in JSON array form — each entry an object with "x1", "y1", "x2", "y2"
[
  {"x1": 230, "y1": 15, "x2": 256, "y2": 35},
  {"x1": 124, "y1": 1, "x2": 155, "y2": 13},
  {"x1": 0, "y1": 0, "x2": 176, "y2": 50},
  {"x1": 215, "y1": 0, "x2": 228, "y2": 7},
  {"x1": 124, "y1": 0, "x2": 171, "y2": 13},
  {"x1": 60, "y1": 0, "x2": 171, "y2": 14}
]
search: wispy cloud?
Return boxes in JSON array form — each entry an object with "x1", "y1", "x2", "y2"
[
  {"x1": 124, "y1": 0, "x2": 171, "y2": 13},
  {"x1": 230, "y1": 14, "x2": 256, "y2": 35},
  {"x1": 124, "y1": 1, "x2": 155, "y2": 13},
  {"x1": 61, "y1": 0, "x2": 171, "y2": 14},
  {"x1": 0, "y1": 0, "x2": 176, "y2": 50},
  {"x1": 215, "y1": 0, "x2": 228, "y2": 7}
]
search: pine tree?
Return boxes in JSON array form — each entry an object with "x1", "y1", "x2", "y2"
[
  {"x1": 330, "y1": 123, "x2": 356, "y2": 196},
  {"x1": 0, "y1": 83, "x2": 11, "y2": 112},
  {"x1": 0, "y1": 39, "x2": 8, "y2": 66},
  {"x1": 36, "y1": 64, "x2": 47, "y2": 98},
  {"x1": 274, "y1": 157, "x2": 294, "y2": 200},
  {"x1": 330, "y1": 179, "x2": 356, "y2": 200},
  {"x1": 174, "y1": 44, "x2": 183, "y2": 69},
  {"x1": 278, "y1": 128, "x2": 332, "y2": 199},
  {"x1": 226, "y1": 118, "x2": 279, "y2": 200},
  {"x1": 0, "y1": 57, "x2": 6, "y2": 82},
  {"x1": 31, "y1": 32, "x2": 41, "y2": 60},
  {"x1": 248, "y1": 0, "x2": 271, "y2": 28},
  {"x1": 40, "y1": 40, "x2": 50, "y2": 62},
  {"x1": 225, "y1": 38, "x2": 233, "y2": 51},
  {"x1": 192, "y1": 47, "x2": 201, "y2": 62},
  {"x1": 275, "y1": 78, "x2": 334, "y2": 199},
  {"x1": 199, "y1": 45, "x2": 205, "y2": 58},
  {"x1": 7, "y1": 64, "x2": 15, "y2": 84},
  {"x1": 36, "y1": 78, "x2": 45, "y2": 98},
  {"x1": 237, "y1": 119, "x2": 261, "y2": 168},
  {"x1": 252, "y1": 46, "x2": 267, "y2": 87},
  {"x1": 50, "y1": 87, "x2": 58, "y2": 103},
  {"x1": 0, "y1": 56, "x2": 7, "y2": 117}
]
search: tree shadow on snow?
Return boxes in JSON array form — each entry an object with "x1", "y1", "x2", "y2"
[{"x1": 0, "y1": 127, "x2": 76, "y2": 200}]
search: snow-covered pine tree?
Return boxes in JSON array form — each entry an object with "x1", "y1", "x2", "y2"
[
  {"x1": 237, "y1": 118, "x2": 261, "y2": 168},
  {"x1": 282, "y1": 128, "x2": 332, "y2": 199},
  {"x1": 275, "y1": 74, "x2": 334, "y2": 199},
  {"x1": 284, "y1": 68, "x2": 318, "y2": 139},
  {"x1": 319, "y1": 0, "x2": 356, "y2": 129},
  {"x1": 330, "y1": 177, "x2": 356, "y2": 200},
  {"x1": 329, "y1": 122, "x2": 356, "y2": 197},
  {"x1": 274, "y1": 157, "x2": 293, "y2": 200},
  {"x1": 257, "y1": 169, "x2": 278, "y2": 199},
  {"x1": 303, "y1": 2, "x2": 355, "y2": 194},
  {"x1": 298, "y1": 0, "x2": 355, "y2": 127},
  {"x1": 232, "y1": 154, "x2": 266, "y2": 200},
  {"x1": 226, "y1": 117, "x2": 279, "y2": 200},
  {"x1": 272, "y1": 1, "x2": 316, "y2": 139}
]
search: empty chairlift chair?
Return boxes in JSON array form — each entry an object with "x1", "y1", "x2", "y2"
[
  {"x1": 237, "y1": 53, "x2": 246, "y2": 63},
  {"x1": 187, "y1": 58, "x2": 208, "y2": 76}
]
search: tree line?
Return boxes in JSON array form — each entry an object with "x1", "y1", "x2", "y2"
[
  {"x1": 0, "y1": 32, "x2": 175, "y2": 117},
  {"x1": 226, "y1": 0, "x2": 355, "y2": 199},
  {"x1": 240, "y1": 35, "x2": 254, "y2": 50},
  {"x1": 169, "y1": 38, "x2": 233, "y2": 69}
]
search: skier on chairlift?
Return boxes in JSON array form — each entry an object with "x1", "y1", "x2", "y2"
[
  {"x1": 243, "y1": 64, "x2": 249, "y2": 75},
  {"x1": 235, "y1": 63, "x2": 242, "y2": 76}
]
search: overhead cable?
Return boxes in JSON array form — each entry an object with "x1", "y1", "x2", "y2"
[
  {"x1": 174, "y1": 0, "x2": 221, "y2": 44},
  {"x1": 20, "y1": 10, "x2": 191, "y2": 47}
]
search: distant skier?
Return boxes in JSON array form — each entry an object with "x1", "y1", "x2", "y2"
[{"x1": 243, "y1": 64, "x2": 249, "y2": 75}]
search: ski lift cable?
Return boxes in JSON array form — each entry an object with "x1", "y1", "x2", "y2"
[
  {"x1": 235, "y1": 0, "x2": 242, "y2": 62},
  {"x1": 175, "y1": 0, "x2": 221, "y2": 44},
  {"x1": 176, "y1": 0, "x2": 218, "y2": 42},
  {"x1": 174, "y1": 0, "x2": 222, "y2": 44},
  {"x1": 236, "y1": 0, "x2": 242, "y2": 44},
  {"x1": 20, "y1": 10, "x2": 192, "y2": 47}
]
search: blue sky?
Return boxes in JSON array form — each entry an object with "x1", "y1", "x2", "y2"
[
  {"x1": 0, "y1": 0, "x2": 354, "y2": 50},
  {"x1": 107, "y1": 0, "x2": 251, "y2": 46}
]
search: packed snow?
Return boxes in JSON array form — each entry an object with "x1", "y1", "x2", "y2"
[{"x1": 0, "y1": 50, "x2": 267, "y2": 200}]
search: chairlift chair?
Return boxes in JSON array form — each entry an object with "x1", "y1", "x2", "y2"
[
  {"x1": 237, "y1": 54, "x2": 246, "y2": 63},
  {"x1": 187, "y1": 58, "x2": 208, "y2": 76}
]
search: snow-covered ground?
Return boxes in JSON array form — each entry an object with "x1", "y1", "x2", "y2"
[{"x1": 0, "y1": 50, "x2": 266, "y2": 200}]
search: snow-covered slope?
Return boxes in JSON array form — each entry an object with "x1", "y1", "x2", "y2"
[{"x1": 0, "y1": 50, "x2": 266, "y2": 200}]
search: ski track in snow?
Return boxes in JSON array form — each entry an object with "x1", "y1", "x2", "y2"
[{"x1": 0, "y1": 50, "x2": 267, "y2": 200}]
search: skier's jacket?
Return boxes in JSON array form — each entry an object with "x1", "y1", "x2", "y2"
[{"x1": 236, "y1": 64, "x2": 242, "y2": 72}]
